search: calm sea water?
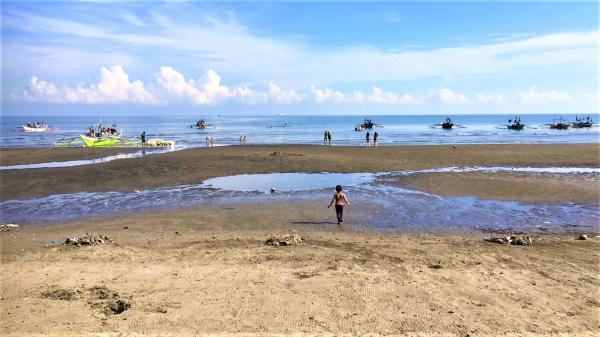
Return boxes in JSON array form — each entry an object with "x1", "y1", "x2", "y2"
[{"x1": 1, "y1": 114, "x2": 598, "y2": 147}]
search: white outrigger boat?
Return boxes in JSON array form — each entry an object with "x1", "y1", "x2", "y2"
[{"x1": 21, "y1": 121, "x2": 54, "y2": 132}]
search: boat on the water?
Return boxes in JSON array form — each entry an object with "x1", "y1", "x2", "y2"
[
  {"x1": 21, "y1": 121, "x2": 52, "y2": 132},
  {"x1": 572, "y1": 115, "x2": 593, "y2": 128},
  {"x1": 360, "y1": 119, "x2": 375, "y2": 129},
  {"x1": 194, "y1": 118, "x2": 207, "y2": 129},
  {"x1": 430, "y1": 117, "x2": 465, "y2": 129},
  {"x1": 548, "y1": 117, "x2": 570, "y2": 130},
  {"x1": 506, "y1": 116, "x2": 525, "y2": 130}
]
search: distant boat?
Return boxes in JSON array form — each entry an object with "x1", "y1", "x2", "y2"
[
  {"x1": 572, "y1": 115, "x2": 593, "y2": 128},
  {"x1": 21, "y1": 121, "x2": 52, "y2": 132},
  {"x1": 430, "y1": 117, "x2": 465, "y2": 129},
  {"x1": 194, "y1": 118, "x2": 207, "y2": 129},
  {"x1": 359, "y1": 118, "x2": 378, "y2": 129},
  {"x1": 506, "y1": 116, "x2": 525, "y2": 130},
  {"x1": 548, "y1": 117, "x2": 570, "y2": 130}
]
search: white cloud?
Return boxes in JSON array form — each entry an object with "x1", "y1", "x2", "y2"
[
  {"x1": 5, "y1": 9, "x2": 597, "y2": 86},
  {"x1": 267, "y1": 83, "x2": 305, "y2": 104},
  {"x1": 157, "y1": 67, "x2": 232, "y2": 104},
  {"x1": 518, "y1": 87, "x2": 572, "y2": 104},
  {"x1": 477, "y1": 93, "x2": 505, "y2": 104},
  {"x1": 309, "y1": 85, "x2": 344, "y2": 103},
  {"x1": 350, "y1": 87, "x2": 419, "y2": 105},
  {"x1": 23, "y1": 65, "x2": 154, "y2": 104},
  {"x1": 438, "y1": 89, "x2": 470, "y2": 104}
]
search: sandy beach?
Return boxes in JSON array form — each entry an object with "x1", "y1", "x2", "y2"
[
  {"x1": 1, "y1": 144, "x2": 599, "y2": 336},
  {"x1": 1, "y1": 204, "x2": 599, "y2": 337}
]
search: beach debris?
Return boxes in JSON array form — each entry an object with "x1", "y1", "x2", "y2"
[
  {"x1": 64, "y1": 234, "x2": 111, "y2": 246},
  {"x1": 577, "y1": 234, "x2": 589, "y2": 240},
  {"x1": 105, "y1": 299, "x2": 131, "y2": 315},
  {"x1": 0, "y1": 223, "x2": 20, "y2": 232},
  {"x1": 41, "y1": 288, "x2": 79, "y2": 301},
  {"x1": 146, "y1": 138, "x2": 175, "y2": 147},
  {"x1": 88, "y1": 285, "x2": 131, "y2": 315},
  {"x1": 484, "y1": 235, "x2": 533, "y2": 246},
  {"x1": 428, "y1": 260, "x2": 443, "y2": 269},
  {"x1": 270, "y1": 187, "x2": 276, "y2": 193},
  {"x1": 265, "y1": 234, "x2": 305, "y2": 246}
]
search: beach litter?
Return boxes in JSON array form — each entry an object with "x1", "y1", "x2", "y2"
[
  {"x1": 65, "y1": 234, "x2": 111, "y2": 246},
  {"x1": 484, "y1": 235, "x2": 533, "y2": 246},
  {"x1": 265, "y1": 234, "x2": 305, "y2": 246},
  {"x1": 577, "y1": 234, "x2": 589, "y2": 240},
  {"x1": 0, "y1": 223, "x2": 19, "y2": 232}
]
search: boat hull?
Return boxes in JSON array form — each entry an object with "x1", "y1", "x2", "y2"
[
  {"x1": 507, "y1": 124, "x2": 525, "y2": 130},
  {"x1": 80, "y1": 135, "x2": 121, "y2": 147},
  {"x1": 23, "y1": 126, "x2": 49, "y2": 132}
]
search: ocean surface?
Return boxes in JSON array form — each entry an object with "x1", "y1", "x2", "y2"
[{"x1": 1, "y1": 114, "x2": 599, "y2": 148}]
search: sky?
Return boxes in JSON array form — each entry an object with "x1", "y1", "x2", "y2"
[{"x1": 1, "y1": 1, "x2": 599, "y2": 116}]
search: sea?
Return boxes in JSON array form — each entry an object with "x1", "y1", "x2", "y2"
[{"x1": 1, "y1": 114, "x2": 599, "y2": 148}]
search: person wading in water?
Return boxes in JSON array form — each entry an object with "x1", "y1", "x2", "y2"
[{"x1": 327, "y1": 185, "x2": 350, "y2": 225}]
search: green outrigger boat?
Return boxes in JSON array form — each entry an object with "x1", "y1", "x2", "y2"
[{"x1": 80, "y1": 135, "x2": 122, "y2": 147}]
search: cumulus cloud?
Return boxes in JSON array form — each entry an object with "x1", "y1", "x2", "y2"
[
  {"x1": 438, "y1": 89, "x2": 470, "y2": 104},
  {"x1": 518, "y1": 87, "x2": 572, "y2": 104},
  {"x1": 309, "y1": 85, "x2": 344, "y2": 103},
  {"x1": 21, "y1": 65, "x2": 594, "y2": 110},
  {"x1": 267, "y1": 83, "x2": 305, "y2": 104},
  {"x1": 351, "y1": 87, "x2": 419, "y2": 104},
  {"x1": 157, "y1": 67, "x2": 232, "y2": 104},
  {"x1": 23, "y1": 65, "x2": 154, "y2": 103},
  {"x1": 477, "y1": 93, "x2": 505, "y2": 104}
]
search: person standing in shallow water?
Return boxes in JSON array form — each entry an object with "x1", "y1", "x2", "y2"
[
  {"x1": 327, "y1": 130, "x2": 332, "y2": 146},
  {"x1": 327, "y1": 185, "x2": 350, "y2": 225},
  {"x1": 366, "y1": 131, "x2": 370, "y2": 146},
  {"x1": 323, "y1": 130, "x2": 328, "y2": 146},
  {"x1": 373, "y1": 131, "x2": 379, "y2": 146}
]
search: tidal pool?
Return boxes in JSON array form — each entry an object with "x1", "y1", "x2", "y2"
[{"x1": 1, "y1": 170, "x2": 598, "y2": 233}]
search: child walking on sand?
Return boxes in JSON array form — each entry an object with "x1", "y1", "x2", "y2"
[{"x1": 327, "y1": 185, "x2": 350, "y2": 224}]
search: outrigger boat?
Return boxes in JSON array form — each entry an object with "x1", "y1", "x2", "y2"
[
  {"x1": 430, "y1": 117, "x2": 464, "y2": 129},
  {"x1": 506, "y1": 116, "x2": 525, "y2": 130},
  {"x1": 572, "y1": 115, "x2": 593, "y2": 128},
  {"x1": 547, "y1": 117, "x2": 570, "y2": 130},
  {"x1": 20, "y1": 121, "x2": 54, "y2": 132},
  {"x1": 355, "y1": 119, "x2": 382, "y2": 130},
  {"x1": 191, "y1": 118, "x2": 207, "y2": 129},
  {"x1": 80, "y1": 124, "x2": 123, "y2": 147}
]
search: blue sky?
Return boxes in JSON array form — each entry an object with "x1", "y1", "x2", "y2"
[{"x1": 1, "y1": 1, "x2": 598, "y2": 115}]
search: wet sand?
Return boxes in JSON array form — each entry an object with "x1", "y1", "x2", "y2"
[
  {"x1": 1, "y1": 143, "x2": 599, "y2": 201},
  {"x1": 392, "y1": 172, "x2": 600, "y2": 205},
  {"x1": 0, "y1": 147, "x2": 138, "y2": 166},
  {"x1": 1, "y1": 204, "x2": 599, "y2": 337}
]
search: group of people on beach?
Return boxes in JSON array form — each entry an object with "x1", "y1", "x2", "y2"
[
  {"x1": 323, "y1": 130, "x2": 333, "y2": 146},
  {"x1": 239, "y1": 135, "x2": 247, "y2": 144},
  {"x1": 205, "y1": 137, "x2": 215, "y2": 147},
  {"x1": 365, "y1": 131, "x2": 379, "y2": 146}
]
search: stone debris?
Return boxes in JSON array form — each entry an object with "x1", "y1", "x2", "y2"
[
  {"x1": 577, "y1": 234, "x2": 589, "y2": 240},
  {"x1": 265, "y1": 234, "x2": 305, "y2": 247},
  {"x1": 105, "y1": 299, "x2": 131, "y2": 315},
  {"x1": 65, "y1": 234, "x2": 111, "y2": 246},
  {"x1": 484, "y1": 235, "x2": 533, "y2": 246},
  {"x1": 42, "y1": 284, "x2": 131, "y2": 315},
  {"x1": 0, "y1": 223, "x2": 19, "y2": 232}
]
